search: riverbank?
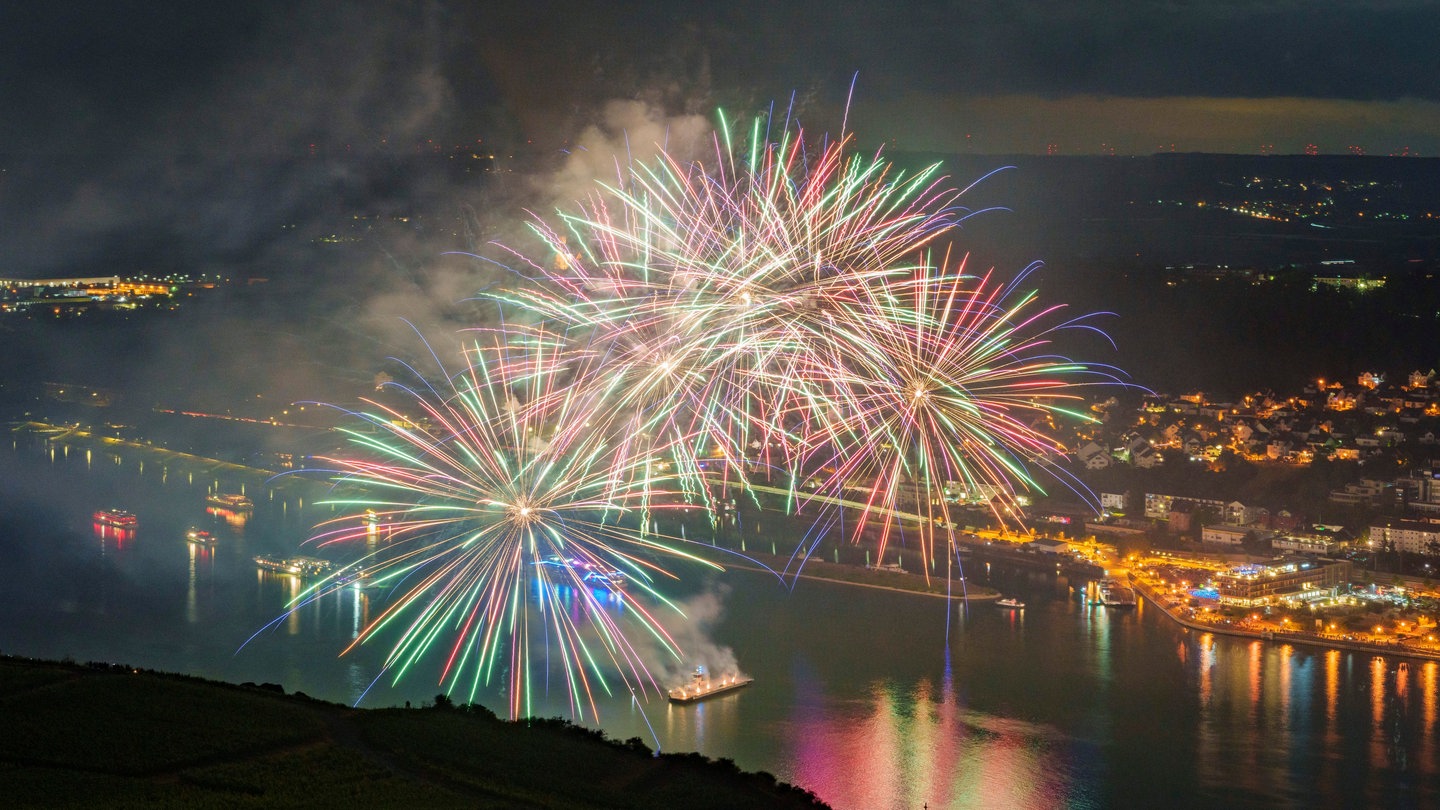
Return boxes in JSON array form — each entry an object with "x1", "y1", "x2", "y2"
[
  {"x1": 17, "y1": 418, "x2": 997, "y2": 606},
  {"x1": 12, "y1": 420, "x2": 322, "y2": 493},
  {"x1": 1131, "y1": 576, "x2": 1440, "y2": 663},
  {"x1": 724, "y1": 550, "x2": 1001, "y2": 602}
]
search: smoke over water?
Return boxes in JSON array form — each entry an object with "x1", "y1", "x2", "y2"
[{"x1": 649, "y1": 583, "x2": 744, "y2": 687}]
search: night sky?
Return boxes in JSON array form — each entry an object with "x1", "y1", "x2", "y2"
[
  {"x1": 4, "y1": 1, "x2": 1439, "y2": 159},
  {"x1": 2, "y1": 1, "x2": 1438, "y2": 283}
]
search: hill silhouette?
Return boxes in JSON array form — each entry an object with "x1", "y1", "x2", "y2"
[{"x1": 0, "y1": 655, "x2": 826, "y2": 808}]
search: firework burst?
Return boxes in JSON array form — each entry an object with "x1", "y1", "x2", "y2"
[
  {"x1": 290, "y1": 325, "x2": 717, "y2": 719},
  {"x1": 491, "y1": 114, "x2": 1013, "y2": 500},
  {"x1": 786, "y1": 254, "x2": 1117, "y2": 574},
  {"x1": 487, "y1": 109, "x2": 1114, "y2": 551},
  {"x1": 275, "y1": 103, "x2": 1122, "y2": 713}
]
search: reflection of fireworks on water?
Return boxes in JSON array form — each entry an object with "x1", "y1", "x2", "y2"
[{"x1": 277, "y1": 326, "x2": 716, "y2": 720}]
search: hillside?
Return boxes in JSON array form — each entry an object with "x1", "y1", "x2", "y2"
[{"x1": 0, "y1": 656, "x2": 826, "y2": 809}]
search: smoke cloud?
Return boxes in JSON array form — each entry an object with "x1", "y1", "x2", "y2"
[{"x1": 649, "y1": 583, "x2": 745, "y2": 685}]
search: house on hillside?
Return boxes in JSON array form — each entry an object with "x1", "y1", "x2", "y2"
[
  {"x1": 1099, "y1": 492, "x2": 1128, "y2": 512},
  {"x1": 1201, "y1": 524, "x2": 1251, "y2": 547},
  {"x1": 1132, "y1": 444, "x2": 1163, "y2": 469},
  {"x1": 1075, "y1": 441, "x2": 1112, "y2": 470}
]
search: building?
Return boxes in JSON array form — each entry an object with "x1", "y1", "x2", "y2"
[
  {"x1": 1145, "y1": 492, "x2": 1225, "y2": 521},
  {"x1": 1201, "y1": 524, "x2": 1251, "y2": 547},
  {"x1": 1329, "y1": 479, "x2": 1393, "y2": 506},
  {"x1": 1075, "y1": 441, "x2": 1112, "y2": 470},
  {"x1": 1223, "y1": 501, "x2": 1260, "y2": 525},
  {"x1": 1086, "y1": 519, "x2": 1150, "y2": 538},
  {"x1": 1271, "y1": 532, "x2": 1346, "y2": 556},
  {"x1": 1368, "y1": 519, "x2": 1440, "y2": 556},
  {"x1": 1099, "y1": 492, "x2": 1128, "y2": 512},
  {"x1": 1213, "y1": 558, "x2": 1352, "y2": 607},
  {"x1": 1027, "y1": 537, "x2": 1073, "y2": 555}
]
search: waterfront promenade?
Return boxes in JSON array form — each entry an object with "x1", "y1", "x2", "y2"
[{"x1": 1130, "y1": 574, "x2": 1440, "y2": 663}]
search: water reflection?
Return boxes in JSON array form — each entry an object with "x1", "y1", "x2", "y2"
[
  {"x1": 186, "y1": 541, "x2": 208, "y2": 624},
  {"x1": 92, "y1": 521, "x2": 136, "y2": 551},
  {"x1": 786, "y1": 652, "x2": 1070, "y2": 809},
  {"x1": 1372, "y1": 657, "x2": 1386, "y2": 730},
  {"x1": 1184, "y1": 628, "x2": 1440, "y2": 806},
  {"x1": 207, "y1": 506, "x2": 249, "y2": 531},
  {"x1": 1325, "y1": 648, "x2": 1340, "y2": 732},
  {"x1": 1424, "y1": 663, "x2": 1437, "y2": 768},
  {"x1": 1198, "y1": 632, "x2": 1215, "y2": 706}
]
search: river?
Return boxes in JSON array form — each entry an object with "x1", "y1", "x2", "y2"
[{"x1": 0, "y1": 429, "x2": 1435, "y2": 808}]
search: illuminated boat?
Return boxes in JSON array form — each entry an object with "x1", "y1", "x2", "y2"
[
  {"x1": 185, "y1": 527, "x2": 216, "y2": 545},
  {"x1": 668, "y1": 667, "x2": 753, "y2": 704},
  {"x1": 207, "y1": 493, "x2": 254, "y2": 510},
  {"x1": 254, "y1": 555, "x2": 333, "y2": 578},
  {"x1": 93, "y1": 508, "x2": 139, "y2": 528},
  {"x1": 582, "y1": 568, "x2": 628, "y2": 589},
  {"x1": 538, "y1": 554, "x2": 582, "y2": 568},
  {"x1": 996, "y1": 597, "x2": 1025, "y2": 609},
  {"x1": 333, "y1": 564, "x2": 372, "y2": 586},
  {"x1": 1099, "y1": 580, "x2": 1137, "y2": 608},
  {"x1": 254, "y1": 554, "x2": 300, "y2": 574}
]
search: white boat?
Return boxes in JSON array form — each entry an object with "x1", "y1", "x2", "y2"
[
  {"x1": 1099, "y1": 580, "x2": 1137, "y2": 608},
  {"x1": 996, "y1": 597, "x2": 1025, "y2": 609}
]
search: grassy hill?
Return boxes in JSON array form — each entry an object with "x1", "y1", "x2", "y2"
[{"x1": 0, "y1": 656, "x2": 826, "y2": 808}]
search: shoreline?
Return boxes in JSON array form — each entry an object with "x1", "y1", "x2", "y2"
[
  {"x1": 13, "y1": 420, "x2": 333, "y2": 498},
  {"x1": 19, "y1": 419, "x2": 997, "y2": 605},
  {"x1": 721, "y1": 551, "x2": 1001, "y2": 602},
  {"x1": 1131, "y1": 576, "x2": 1440, "y2": 663}
]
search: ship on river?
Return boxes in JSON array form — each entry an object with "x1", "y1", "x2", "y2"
[
  {"x1": 668, "y1": 667, "x2": 753, "y2": 704},
  {"x1": 1100, "y1": 580, "x2": 1138, "y2": 608},
  {"x1": 254, "y1": 555, "x2": 333, "y2": 578},
  {"x1": 93, "y1": 508, "x2": 139, "y2": 528},
  {"x1": 207, "y1": 493, "x2": 253, "y2": 510}
]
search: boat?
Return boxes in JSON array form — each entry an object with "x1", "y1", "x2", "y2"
[
  {"x1": 996, "y1": 597, "x2": 1025, "y2": 609},
  {"x1": 93, "y1": 508, "x2": 139, "y2": 528},
  {"x1": 668, "y1": 667, "x2": 754, "y2": 704},
  {"x1": 333, "y1": 564, "x2": 372, "y2": 586},
  {"x1": 254, "y1": 555, "x2": 300, "y2": 574},
  {"x1": 582, "y1": 568, "x2": 628, "y2": 589},
  {"x1": 185, "y1": 527, "x2": 216, "y2": 545},
  {"x1": 1099, "y1": 580, "x2": 1138, "y2": 608},
  {"x1": 254, "y1": 555, "x2": 333, "y2": 578},
  {"x1": 537, "y1": 554, "x2": 583, "y2": 568},
  {"x1": 207, "y1": 493, "x2": 254, "y2": 510}
]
